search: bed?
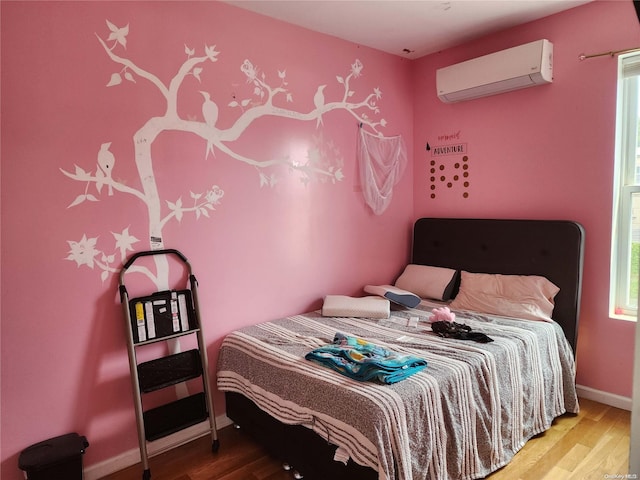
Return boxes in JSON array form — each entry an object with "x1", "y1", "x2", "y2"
[{"x1": 216, "y1": 218, "x2": 585, "y2": 480}]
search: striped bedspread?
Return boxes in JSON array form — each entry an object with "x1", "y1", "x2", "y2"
[{"x1": 217, "y1": 302, "x2": 578, "y2": 480}]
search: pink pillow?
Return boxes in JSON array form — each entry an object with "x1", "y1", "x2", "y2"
[
  {"x1": 395, "y1": 264, "x2": 457, "y2": 301},
  {"x1": 449, "y1": 271, "x2": 559, "y2": 322}
]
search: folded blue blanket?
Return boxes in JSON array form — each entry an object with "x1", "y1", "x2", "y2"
[{"x1": 305, "y1": 332, "x2": 427, "y2": 384}]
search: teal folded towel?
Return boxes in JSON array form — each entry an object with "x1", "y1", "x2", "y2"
[{"x1": 305, "y1": 332, "x2": 427, "y2": 384}]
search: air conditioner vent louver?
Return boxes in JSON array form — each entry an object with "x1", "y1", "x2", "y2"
[{"x1": 436, "y1": 39, "x2": 553, "y2": 103}]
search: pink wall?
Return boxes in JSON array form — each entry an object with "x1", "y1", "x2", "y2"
[
  {"x1": 0, "y1": 2, "x2": 413, "y2": 477},
  {"x1": 2, "y1": 0, "x2": 639, "y2": 478},
  {"x1": 412, "y1": 1, "x2": 639, "y2": 399}
]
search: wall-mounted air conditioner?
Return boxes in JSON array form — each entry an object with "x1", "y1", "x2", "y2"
[{"x1": 436, "y1": 39, "x2": 553, "y2": 103}]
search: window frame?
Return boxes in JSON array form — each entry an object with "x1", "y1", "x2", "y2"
[{"x1": 611, "y1": 53, "x2": 640, "y2": 318}]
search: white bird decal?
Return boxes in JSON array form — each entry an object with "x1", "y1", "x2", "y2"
[
  {"x1": 200, "y1": 91, "x2": 218, "y2": 159},
  {"x1": 314, "y1": 85, "x2": 326, "y2": 128},
  {"x1": 240, "y1": 59, "x2": 257, "y2": 81},
  {"x1": 97, "y1": 142, "x2": 115, "y2": 195}
]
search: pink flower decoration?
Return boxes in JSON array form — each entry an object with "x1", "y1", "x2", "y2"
[{"x1": 431, "y1": 306, "x2": 455, "y2": 322}]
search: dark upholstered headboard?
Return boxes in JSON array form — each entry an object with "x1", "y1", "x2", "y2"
[{"x1": 412, "y1": 218, "x2": 585, "y2": 352}]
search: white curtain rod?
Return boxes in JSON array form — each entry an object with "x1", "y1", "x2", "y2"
[{"x1": 579, "y1": 46, "x2": 640, "y2": 60}]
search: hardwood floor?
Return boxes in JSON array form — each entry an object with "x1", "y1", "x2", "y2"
[
  {"x1": 102, "y1": 398, "x2": 631, "y2": 480},
  {"x1": 488, "y1": 398, "x2": 630, "y2": 480},
  {"x1": 101, "y1": 424, "x2": 292, "y2": 480}
]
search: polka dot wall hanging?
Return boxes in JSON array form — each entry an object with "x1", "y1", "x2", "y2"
[{"x1": 426, "y1": 137, "x2": 470, "y2": 199}]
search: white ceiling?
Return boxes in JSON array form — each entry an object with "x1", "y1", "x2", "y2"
[{"x1": 225, "y1": 0, "x2": 592, "y2": 59}]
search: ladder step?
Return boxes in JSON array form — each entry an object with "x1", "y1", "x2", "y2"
[
  {"x1": 138, "y1": 349, "x2": 202, "y2": 393},
  {"x1": 143, "y1": 392, "x2": 208, "y2": 441}
]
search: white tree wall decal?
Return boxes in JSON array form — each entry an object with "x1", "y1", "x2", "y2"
[{"x1": 61, "y1": 20, "x2": 389, "y2": 287}]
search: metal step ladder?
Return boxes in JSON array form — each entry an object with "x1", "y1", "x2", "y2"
[{"x1": 119, "y1": 249, "x2": 219, "y2": 480}]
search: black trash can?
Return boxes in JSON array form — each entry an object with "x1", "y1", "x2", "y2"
[{"x1": 18, "y1": 433, "x2": 89, "y2": 480}]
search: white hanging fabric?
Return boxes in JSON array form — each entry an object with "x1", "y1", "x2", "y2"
[{"x1": 357, "y1": 128, "x2": 408, "y2": 215}]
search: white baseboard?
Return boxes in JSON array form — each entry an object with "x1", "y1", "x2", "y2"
[
  {"x1": 84, "y1": 414, "x2": 232, "y2": 480},
  {"x1": 576, "y1": 384, "x2": 632, "y2": 411}
]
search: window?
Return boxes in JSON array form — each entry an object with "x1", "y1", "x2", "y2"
[{"x1": 611, "y1": 53, "x2": 640, "y2": 318}]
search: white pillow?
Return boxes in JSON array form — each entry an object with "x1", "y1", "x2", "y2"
[
  {"x1": 394, "y1": 264, "x2": 457, "y2": 301},
  {"x1": 321, "y1": 295, "x2": 390, "y2": 319},
  {"x1": 449, "y1": 271, "x2": 559, "y2": 322}
]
